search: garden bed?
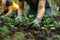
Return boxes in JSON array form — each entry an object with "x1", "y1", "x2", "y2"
[
  {"x1": 0, "y1": 28, "x2": 60, "y2": 40},
  {"x1": 0, "y1": 15, "x2": 60, "y2": 40}
]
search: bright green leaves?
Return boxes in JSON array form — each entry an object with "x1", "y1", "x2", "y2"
[{"x1": 1, "y1": 26, "x2": 9, "y2": 33}]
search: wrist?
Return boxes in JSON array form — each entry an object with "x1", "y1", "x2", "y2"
[
  {"x1": 34, "y1": 17, "x2": 41, "y2": 24},
  {"x1": 37, "y1": 16, "x2": 42, "y2": 20}
]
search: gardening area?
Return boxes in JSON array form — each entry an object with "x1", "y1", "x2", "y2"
[{"x1": 0, "y1": 0, "x2": 60, "y2": 40}]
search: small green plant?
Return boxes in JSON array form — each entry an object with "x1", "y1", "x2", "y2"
[
  {"x1": 0, "y1": 14, "x2": 59, "y2": 40},
  {"x1": 41, "y1": 15, "x2": 56, "y2": 36},
  {"x1": 52, "y1": 37, "x2": 60, "y2": 40},
  {"x1": 54, "y1": 12, "x2": 60, "y2": 16},
  {"x1": 0, "y1": 16, "x2": 15, "y2": 40}
]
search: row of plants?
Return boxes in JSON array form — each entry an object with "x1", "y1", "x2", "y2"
[{"x1": 0, "y1": 14, "x2": 60, "y2": 40}]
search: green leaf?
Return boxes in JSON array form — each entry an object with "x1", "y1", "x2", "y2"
[{"x1": 1, "y1": 26, "x2": 9, "y2": 33}]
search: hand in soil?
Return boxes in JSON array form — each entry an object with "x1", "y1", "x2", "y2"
[
  {"x1": 31, "y1": 23, "x2": 40, "y2": 30},
  {"x1": 32, "y1": 23, "x2": 40, "y2": 27},
  {"x1": 30, "y1": 18, "x2": 41, "y2": 29}
]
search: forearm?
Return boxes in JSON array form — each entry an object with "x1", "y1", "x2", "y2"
[
  {"x1": 37, "y1": 0, "x2": 46, "y2": 20},
  {"x1": 18, "y1": 8, "x2": 24, "y2": 16},
  {"x1": 18, "y1": 1, "x2": 24, "y2": 16},
  {"x1": 5, "y1": 10, "x2": 12, "y2": 16},
  {"x1": 37, "y1": 8, "x2": 45, "y2": 20}
]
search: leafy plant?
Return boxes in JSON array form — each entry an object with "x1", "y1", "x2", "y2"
[
  {"x1": 41, "y1": 15, "x2": 57, "y2": 36},
  {"x1": 54, "y1": 12, "x2": 60, "y2": 16},
  {"x1": 0, "y1": 14, "x2": 59, "y2": 40}
]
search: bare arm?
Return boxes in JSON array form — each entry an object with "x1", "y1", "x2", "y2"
[
  {"x1": 37, "y1": 0, "x2": 46, "y2": 20},
  {"x1": 18, "y1": 1, "x2": 24, "y2": 16},
  {"x1": 5, "y1": 6, "x2": 12, "y2": 16}
]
